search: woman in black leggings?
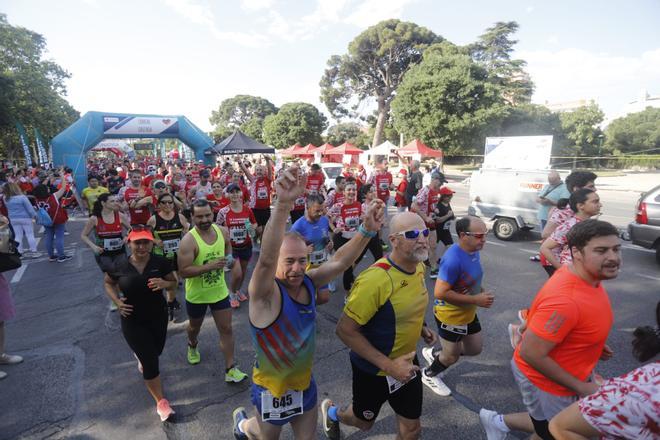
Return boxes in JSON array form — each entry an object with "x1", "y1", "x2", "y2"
[{"x1": 103, "y1": 226, "x2": 178, "y2": 422}]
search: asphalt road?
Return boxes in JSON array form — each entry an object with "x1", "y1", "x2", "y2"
[{"x1": 1, "y1": 184, "x2": 658, "y2": 440}]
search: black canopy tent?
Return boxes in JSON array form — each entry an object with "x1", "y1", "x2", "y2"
[{"x1": 207, "y1": 130, "x2": 275, "y2": 155}]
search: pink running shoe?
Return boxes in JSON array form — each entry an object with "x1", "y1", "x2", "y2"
[
  {"x1": 157, "y1": 398, "x2": 175, "y2": 422},
  {"x1": 236, "y1": 291, "x2": 248, "y2": 302}
]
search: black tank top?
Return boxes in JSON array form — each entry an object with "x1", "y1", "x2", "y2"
[{"x1": 153, "y1": 213, "x2": 184, "y2": 256}]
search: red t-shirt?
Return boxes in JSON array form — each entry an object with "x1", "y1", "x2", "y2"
[
  {"x1": 36, "y1": 195, "x2": 68, "y2": 224},
  {"x1": 216, "y1": 205, "x2": 256, "y2": 248},
  {"x1": 330, "y1": 201, "x2": 362, "y2": 235},
  {"x1": 206, "y1": 193, "x2": 230, "y2": 214},
  {"x1": 306, "y1": 173, "x2": 325, "y2": 195},
  {"x1": 124, "y1": 187, "x2": 153, "y2": 225},
  {"x1": 372, "y1": 172, "x2": 393, "y2": 202},
  {"x1": 514, "y1": 266, "x2": 613, "y2": 396},
  {"x1": 249, "y1": 177, "x2": 272, "y2": 210},
  {"x1": 395, "y1": 180, "x2": 408, "y2": 206}
]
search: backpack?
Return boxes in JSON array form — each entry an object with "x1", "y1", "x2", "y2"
[{"x1": 36, "y1": 207, "x2": 53, "y2": 227}]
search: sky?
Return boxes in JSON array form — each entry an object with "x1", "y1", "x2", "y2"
[{"x1": 3, "y1": 0, "x2": 660, "y2": 133}]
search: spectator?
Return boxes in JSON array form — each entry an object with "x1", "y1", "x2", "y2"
[
  {"x1": 2, "y1": 183, "x2": 39, "y2": 258},
  {"x1": 0, "y1": 215, "x2": 23, "y2": 379}
]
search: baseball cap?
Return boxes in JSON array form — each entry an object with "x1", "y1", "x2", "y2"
[
  {"x1": 439, "y1": 186, "x2": 455, "y2": 195},
  {"x1": 399, "y1": 168, "x2": 408, "y2": 175},
  {"x1": 127, "y1": 225, "x2": 154, "y2": 242},
  {"x1": 226, "y1": 183, "x2": 241, "y2": 193},
  {"x1": 153, "y1": 180, "x2": 167, "y2": 189},
  {"x1": 199, "y1": 170, "x2": 210, "y2": 177},
  {"x1": 431, "y1": 172, "x2": 448, "y2": 183}
]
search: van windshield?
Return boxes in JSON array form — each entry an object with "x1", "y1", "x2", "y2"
[{"x1": 323, "y1": 167, "x2": 343, "y2": 178}]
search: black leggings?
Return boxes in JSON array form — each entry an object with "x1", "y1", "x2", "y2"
[
  {"x1": 121, "y1": 306, "x2": 168, "y2": 380},
  {"x1": 333, "y1": 233, "x2": 383, "y2": 291}
]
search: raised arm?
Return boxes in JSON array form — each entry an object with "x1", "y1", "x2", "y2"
[{"x1": 238, "y1": 159, "x2": 255, "y2": 183}]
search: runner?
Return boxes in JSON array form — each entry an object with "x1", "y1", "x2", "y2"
[
  {"x1": 206, "y1": 180, "x2": 230, "y2": 216},
  {"x1": 433, "y1": 186, "x2": 456, "y2": 262},
  {"x1": 240, "y1": 157, "x2": 273, "y2": 244},
  {"x1": 410, "y1": 172, "x2": 446, "y2": 279},
  {"x1": 123, "y1": 169, "x2": 153, "y2": 226},
  {"x1": 324, "y1": 176, "x2": 345, "y2": 208},
  {"x1": 321, "y1": 212, "x2": 438, "y2": 440},
  {"x1": 215, "y1": 183, "x2": 257, "y2": 308},
  {"x1": 176, "y1": 199, "x2": 248, "y2": 382},
  {"x1": 80, "y1": 175, "x2": 109, "y2": 215},
  {"x1": 103, "y1": 226, "x2": 177, "y2": 422},
  {"x1": 306, "y1": 164, "x2": 326, "y2": 197},
  {"x1": 290, "y1": 194, "x2": 333, "y2": 305},
  {"x1": 394, "y1": 169, "x2": 408, "y2": 213},
  {"x1": 187, "y1": 168, "x2": 213, "y2": 202},
  {"x1": 231, "y1": 165, "x2": 385, "y2": 440},
  {"x1": 147, "y1": 193, "x2": 189, "y2": 321},
  {"x1": 421, "y1": 216, "x2": 494, "y2": 397}
]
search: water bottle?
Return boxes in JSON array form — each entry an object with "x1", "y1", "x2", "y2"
[{"x1": 244, "y1": 219, "x2": 256, "y2": 240}]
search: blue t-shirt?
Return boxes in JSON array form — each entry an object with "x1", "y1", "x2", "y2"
[
  {"x1": 434, "y1": 243, "x2": 483, "y2": 325},
  {"x1": 290, "y1": 215, "x2": 331, "y2": 266},
  {"x1": 537, "y1": 182, "x2": 570, "y2": 221}
]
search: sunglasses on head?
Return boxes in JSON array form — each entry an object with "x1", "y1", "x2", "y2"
[
  {"x1": 394, "y1": 228, "x2": 430, "y2": 239},
  {"x1": 130, "y1": 224, "x2": 153, "y2": 232},
  {"x1": 464, "y1": 231, "x2": 488, "y2": 239}
]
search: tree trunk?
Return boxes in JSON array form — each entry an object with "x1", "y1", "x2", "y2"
[{"x1": 372, "y1": 101, "x2": 389, "y2": 148}]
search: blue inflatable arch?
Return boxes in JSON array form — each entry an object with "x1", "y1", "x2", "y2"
[{"x1": 51, "y1": 111, "x2": 215, "y2": 190}]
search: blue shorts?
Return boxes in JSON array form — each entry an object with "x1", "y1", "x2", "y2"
[
  {"x1": 185, "y1": 297, "x2": 230, "y2": 319},
  {"x1": 250, "y1": 378, "x2": 317, "y2": 426},
  {"x1": 232, "y1": 246, "x2": 253, "y2": 262}
]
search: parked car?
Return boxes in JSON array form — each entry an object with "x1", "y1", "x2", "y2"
[
  {"x1": 320, "y1": 163, "x2": 343, "y2": 191},
  {"x1": 628, "y1": 184, "x2": 660, "y2": 265}
]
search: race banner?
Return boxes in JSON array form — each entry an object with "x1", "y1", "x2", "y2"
[
  {"x1": 34, "y1": 127, "x2": 48, "y2": 165},
  {"x1": 102, "y1": 115, "x2": 179, "y2": 136},
  {"x1": 15, "y1": 122, "x2": 33, "y2": 164}
]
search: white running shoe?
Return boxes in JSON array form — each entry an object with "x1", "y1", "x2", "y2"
[
  {"x1": 421, "y1": 368, "x2": 451, "y2": 396},
  {"x1": 0, "y1": 354, "x2": 23, "y2": 364},
  {"x1": 421, "y1": 346, "x2": 436, "y2": 366},
  {"x1": 479, "y1": 408, "x2": 508, "y2": 440}
]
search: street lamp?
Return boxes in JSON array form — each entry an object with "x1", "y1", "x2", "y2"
[{"x1": 597, "y1": 134, "x2": 604, "y2": 169}]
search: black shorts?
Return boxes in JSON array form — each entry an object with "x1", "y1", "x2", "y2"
[
  {"x1": 436, "y1": 315, "x2": 481, "y2": 343},
  {"x1": 436, "y1": 229, "x2": 453, "y2": 246},
  {"x1": 232, "y1": 246, "x2": 253, "y2": 262},
  {"x1": 351, "y1": 358, "x2": 423, "y2": 422},
  {"x1": 185, "y1": 297, "x2": 230, "y2": 319},
  {"x1": 253, "y1": 208, "x2": 271, "y2": 227}
]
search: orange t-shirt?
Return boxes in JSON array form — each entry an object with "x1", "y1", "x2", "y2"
[{"x1": 513, "y1": 265, "x2": 613, "y2": 396}]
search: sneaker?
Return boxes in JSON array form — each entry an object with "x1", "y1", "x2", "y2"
[
  {"x1": 187, "y1": 345, "x2": 201, "y2": 365},
  {"x1": 229, "y1": 294, "x2": 240, "y2": 309},
  {"x1": 429, "y1": 269, "x2": 438, "y2": 279},
  {"x1": 507, "y1": 324, "x2": 522, "y2": 350},
  {"x1": 232, "y1": 407, "x2": 249, "y2": 440},
  {"x1": 225, "y1": 365, "x2": 248, "y2": 383},
  {"x1": 64, "y1": 230, "x2": 70, "y2": 236},
  {"x1": 0, "y1": 371, "x2": 6, "y2": 380},
  {"x1": 421, "y1": 368, "x2": 451, "y2": 396},
  {"x1": 156, "y1": 398, "x2": 175, "y2": 422},
  {"x1": 0, "y1": 354, "x2": 23, "y2": 365},
  {"x1": 529, "y1": 255, "x2": 540, "y2": 262},
  {"x1": 321, "y1": 398, "x2": 341, "y2": 440},
  {"x1": 236, "y1": 291, "x2": 248, "y2": 302},
  {"x1": 57, "y1": 255, "x2": 73, "y2": 263},
  {"x1": 518, "y1": 308, "x2": 529, "y2": 324},
  {"x1": 479, "y1": 408, "x2": 508, "y2": 440},
  {"x1": 48, "y1": 256, "x2": 57, "y2": 262},
  {"x1": 421, "y1": 346, "x2": 436, "y2": 366}
]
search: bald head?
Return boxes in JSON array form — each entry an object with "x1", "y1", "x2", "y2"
[
  {"x1": 548, "y1": 170, "x2": 561, "y2": 185},
  {"x1": 389, "y1": 212, "x2": 426, "y2": 235}
]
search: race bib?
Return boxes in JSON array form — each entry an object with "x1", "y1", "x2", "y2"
[
  {"x1": 260, "y1": 389, "x2": 303, "y2": 421},
  {"x1": 103, "y1": 237, "x2": 123, "y2": 251},
  {"x1": 309, "y1": 249, "x2": 327, "y2": 265},
  {"x1": 440, "y1": 322, "x2": 468, "y2": 335},
  {"x1": 162, "y1": 238, "x2": 180, "y2": 253},
  {"x1": 257, "y1": 187, "x2": 268, "y2": 199},
  {"x1": 230, "y1": 227, "x2": 247, "y2": 244},
  {"x1": 345, "y1": 216, "x2": 359, "y2": 229},
  {"x1": 379, "y1": 182, "x2": 389, "y2": 191},
  {"x1": 386, "y1": 371, "x2": 417, "y2": 394}
]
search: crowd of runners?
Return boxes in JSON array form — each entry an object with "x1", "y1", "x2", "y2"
[{"x1": 0, "y1": 155, "x2": 657, "y2": 439}]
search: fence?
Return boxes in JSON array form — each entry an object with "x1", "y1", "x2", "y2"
[{"x1": 443, "y1": 154, "x2": 660, "y2": 170}]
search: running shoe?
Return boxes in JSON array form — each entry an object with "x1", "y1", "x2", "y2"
[
  {"x1": 421, "y1": 368, "x2": 451, "y2": 396},
  {"x1": 236, "y1": 291, "x2": 248, "y2": 302},
  {"x1": 479, "y1": 408, "x2": 508, "y2": 440},
  {"x1": 429, "y1": 268, "x2": 438, "y2": 279},
  {"x1": 57, "y1": 255, "x2": 73, "y2": 263},
  {"x1": 48, "y1": 256, "x2": 57, "y2": 262},
  {"x1": 0, "y1": 354, "x2": 23, "y2": 365},
  {"x1": 229, "y1": 294, "x2": 240, "y2": 309},
  {"x1": 508, "y1": 324, "x2": 522, "y2": 349},
  {"x1": 156, "y1": 398, "x2": 175, "y2": 422},
  {"x1": 225, "y1": 365, "x2": 248, "y2": 383},
  {"x1": 518, "y1": 308, "x2": 529, "y2": 324},
  {"x1": 321, "y1": 398, "x2": 341, "y2": 440},
  {"x1": 64, "y1": 230, "x2": 70, "y2": 236},
  {"x1": 421, "y1": 346, "x2": 437, "y2": 366},
  {"x1": 187, "y1": 345, "x2": 201, "y2": 365},
  {"x1": 0, "y1": 371, "x2": 6, "y2": 380},
  {"x1": 232, "y1": 407, "x2": 249, "y2": 440},
  {"x1": 529, "y1": 255, "x2": 540, "y2": 262}
]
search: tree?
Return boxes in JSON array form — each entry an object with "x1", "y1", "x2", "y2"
[
  {"x1": 496, "y1": 104, "x2": 569, "y2": 154},
  {"x1": 325, "y1": 122, "x2": 367, "y2": 146},
  {"x1": 209, "y1": 94, "x2": 277, "y2": 142},
  {"x1": 559, "y1": 104, "x2": 605, "y2": 156},
  {"x1": 0, "y1": 13, "x2": 79, "y2": 159},
  {"x1": 262, "y1": 102, "x2": 327, "y2": 149},
  {"x1": 319, "y1": 19, "x2": 440, "y2": 148},
  {"x1": 391, "y1": 52, "x2": 505, "y2": 154},
  {"x1": 605, "y1": 107, "x2": 660, "y2": 154},
  {"x1": 469, "y1": 21, "x2": 534, "y2": 105}
]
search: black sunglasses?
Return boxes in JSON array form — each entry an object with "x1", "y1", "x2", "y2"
[{"x1": 130, "y1": 224, "x2": 153, "y2": 232}]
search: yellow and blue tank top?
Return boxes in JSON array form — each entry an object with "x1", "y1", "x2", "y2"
[{"x1": 251, "y1": 275, "x2": 316, "y2": 397}]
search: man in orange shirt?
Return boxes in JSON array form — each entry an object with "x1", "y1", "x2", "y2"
[{"x1": 479, "y1": 219, "x2": 620, "y2": 440}]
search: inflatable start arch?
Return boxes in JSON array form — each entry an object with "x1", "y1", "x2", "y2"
[{"x1": 51, "y1": 111, "x2": 214, "y2": 190}]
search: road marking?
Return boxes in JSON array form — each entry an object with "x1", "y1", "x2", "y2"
[
  {"x1": 11, "y1": 264, "x2": 27, "y2": 283},
  {"x1": 622, "y1": 245, "x2": 655, "y2": 254},
  {"x1": 486, "y1": 240, "x2": 505, "y2": 247},
  {"x1": 518, "y1": 248, "x2": 538, "y2": 254},
  {"x1": 635, "y1": 273, "x2": 660, "y2": 281}
]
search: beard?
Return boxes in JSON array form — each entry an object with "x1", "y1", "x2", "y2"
[
  {"x1": 411, "y1": 249, "x2": 429, "y2": 262},
  {"x1": 197, "y1": 221, "x2": 212, "y2": 231}
]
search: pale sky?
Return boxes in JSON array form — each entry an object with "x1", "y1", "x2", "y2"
[{"x1": 4, "y1": 0, "x2": 660, "y2": 132}]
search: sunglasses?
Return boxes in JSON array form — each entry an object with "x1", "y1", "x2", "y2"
[
  {"x1": 130, "y1": 224, "x2": 153, "y2": 232},
  {"x1": 394, "y1": 228, "x2": 430, "y2": 240},
  {"x1": 154, "y1": 184, "x2": 166, "y2": 189},
  {"x1": 464, "y1": 231, "x2": 488, "y2": 239}
]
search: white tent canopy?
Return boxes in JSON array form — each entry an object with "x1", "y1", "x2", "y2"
[{"x1": 366, "y1": 140, "x2": 398, "y2": 156}]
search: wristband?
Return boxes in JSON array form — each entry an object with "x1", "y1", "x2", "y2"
[{"x1": 358, "y1": 224, "x2": 377, "y2": 238}]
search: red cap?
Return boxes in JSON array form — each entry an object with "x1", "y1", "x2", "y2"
[
  {"x1": 399, "y1": 168, "x2": 408, "y2": 175},
  {"x1": 127, "y1": 229, "x2": 154, "y2": 242},
  {"x1": 439, "y1": 186, "x2": 455, "y2": 195}
]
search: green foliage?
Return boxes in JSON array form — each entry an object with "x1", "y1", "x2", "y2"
[
  {"x1": 605, "y1": 107, "x2": 660, "y2": 154},
  {"x1": 325, "y1": 122, "x2": 367, "y2": 146},
  {"x1": 0, "y1": 13, "x2": 79, "y2": 159},
  {"x1": 262, "y1": 102, "x2": 327, "y2": 149},
  {"x1": 320, "y1": 19, "x2": 440, "y2": 147},
  {"x1": 496, "y1": 104, "x2": 571, "y2": 154},
  {"x1": 559, "y1": 104, "x2": 605, "y2": 156},
  {"x1": 391, "y1": 52, "x2": 505, "y2": 154},
  {"x1": 209, "y1": 94, "x2": 277, "y2": 143}
]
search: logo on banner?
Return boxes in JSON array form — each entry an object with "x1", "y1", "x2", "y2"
[{"x1": 103, "y1": 115, "x2": 179, "y2": 135}]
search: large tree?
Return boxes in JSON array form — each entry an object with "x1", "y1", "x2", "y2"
[
  {"x1": 497, "y1": 104, "x2": 569, "y2": 154},
  {"x1": 319, "y1": 19, "x2": 440, "y2": 148},
  {"x1": 325, "y1": 122, "x2": 369, "y2": 147},
  {"x1": 469, "y1": 21, "x2": 534, "y2": 105},
  {"x1": 391, "y1": 51, "x2": 505, "y2": 154},
  {"x1": 0, "y1": 14, "x2": 79, "y2": 159},
  {"x1": 209, "y1": 94, "x2": 277, "y2": 142},
  {"x1": 605, "y1": 107, "x2": 660, "y2": 154},
  {"x1": 559, "y1": 103, "x2": 605, "y2": 156},
  {"x1": 262, "y1": 102, "x2": 327, "y2": 149}
]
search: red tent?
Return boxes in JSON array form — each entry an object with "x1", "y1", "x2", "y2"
[
  {"x1": 398, "y1": 139, "x2": 443, "y2": 158},
  {"x1": 280, "y1": 143, "x2": 303, "y2": 156},
  {"x1": 324, "y1": 142, "x2": 363, "y2": 156},
  {"x1": 291, "y1": 143, "x2": 318, "y2": 156}
]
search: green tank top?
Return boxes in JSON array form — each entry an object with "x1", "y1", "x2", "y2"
[{"x1": 184, "y1": 224, "x2": 228, "y2": 304}]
